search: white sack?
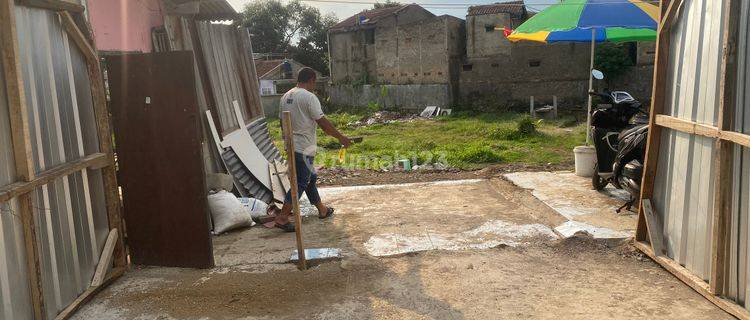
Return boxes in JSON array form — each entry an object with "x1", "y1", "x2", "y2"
[
  {"x1": 239, "y1": 197, "x2": 270, "y2": 219},
  {"x1": 208, "y1": 190, "x2": 255, "y2": 234}
]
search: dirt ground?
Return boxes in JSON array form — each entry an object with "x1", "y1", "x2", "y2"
[
  {"x1": 73, "y1": 176, "x2": 732, "y2": 319},
  {"x1": 316, "y1": 163, "x2": 574, "y2": 187}
]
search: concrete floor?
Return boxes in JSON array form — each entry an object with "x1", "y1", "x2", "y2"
[{"x1": 72, "y1": 177, "x2": 731, "y2": 319}]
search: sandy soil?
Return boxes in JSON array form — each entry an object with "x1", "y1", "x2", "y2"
[
  {"x1": 74, "y1": 238, "x2": 730, "y2": 320},
  {"x1": 73, "y1": 178, "x2": 731, "y2": 319}
]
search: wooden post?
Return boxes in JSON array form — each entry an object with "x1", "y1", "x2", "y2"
[
  {"x1": 1, "y1": 0, "x2": 45, "y2": 317},
  {"x1": 281, "y1": 111, "x2": 306, "y2": 270},
  {"x1": 709, "y1": 0, "x2": 741, "y2": 295},
  {"x1": 636, "y1": 0, "x2": 683, "y2": 242},
  {"x1": 552, "y1": 95, "x2": 558, "y2": 119},
  {"x1": 529, "y1": 96, "x2": 535, "y2": 118}
]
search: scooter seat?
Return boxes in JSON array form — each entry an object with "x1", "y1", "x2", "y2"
[{"x1": 618, "y1": 125, "x2": 648, "y2": 141}]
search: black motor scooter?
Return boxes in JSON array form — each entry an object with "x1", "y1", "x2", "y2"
[{"x1": 588, "y1": 70, "x2": 650, "y2": 213}]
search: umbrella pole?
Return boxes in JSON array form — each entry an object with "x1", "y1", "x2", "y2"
[{"x1": 586, "y1": 28, "x2": 596, "y2": 145}]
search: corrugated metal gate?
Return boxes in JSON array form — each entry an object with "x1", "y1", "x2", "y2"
[
  {"x1": 637, "y1": 0, "x2": 750, "y2": 317},
  {"x1": 1, "y1": 2, "x2": 124, "y2": 319}
]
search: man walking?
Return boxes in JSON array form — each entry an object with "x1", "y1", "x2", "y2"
[{"x1": 275, "y1": 67, "x2": 351, "y2": 232}]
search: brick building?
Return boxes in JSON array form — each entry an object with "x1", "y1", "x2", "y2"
[{"x1": 326, "y1": 2, "x2": 655, "y2": 110}]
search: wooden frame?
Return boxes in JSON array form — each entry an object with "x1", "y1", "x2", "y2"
[
  {"x1": 1, "y1": 2, "x2": 127, "y2": 319},
  {"x1": 1, "y1": 0, "x2": 45, "y2": 318},
  {"x1": 15, "y1": 0, "x2": 84, "y2": 12},
  {"x1": 636, "y1": 0, "x2": 750, "y2": 318}
]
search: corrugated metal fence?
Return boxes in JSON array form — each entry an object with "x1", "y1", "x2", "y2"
[
  {"x1": 196, "y1": 22, "x2": 251, "y2": 134},
  {"x1": 648, "y1": 0, "x2": 750, "y2": 314},
  {"x1": 651, "y1": 0, "x2": 726, "y2": 281},
  {"x1": 1, "y1": 6, "x2": 111, "y2": 319}
]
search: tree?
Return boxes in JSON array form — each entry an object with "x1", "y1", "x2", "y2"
[
  {"x1": 373, "y1": 0, "x2": 402, "y2": 9},
  {"x1": 594, "y1": 43, "x2": 635, "y2": 82},
  {"x1": 240, "y1": 0, "x2": 337, "y2": 75}
]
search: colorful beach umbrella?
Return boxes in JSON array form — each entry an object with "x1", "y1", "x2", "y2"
[
  {"x1": 507, "y1": 0, "x2": 659, "y2": 43},
  {"x1": 505, "y1": 0, "x2": 659, "y2": 144}
]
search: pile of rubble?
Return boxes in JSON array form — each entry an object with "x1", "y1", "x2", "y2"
[{"x1": 349, "y1": 111, "x2": 421, "y2": 127}]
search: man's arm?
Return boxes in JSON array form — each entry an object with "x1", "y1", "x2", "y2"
[{"x1": 316, "y1": 117, "x2": 352, "y2": 147}]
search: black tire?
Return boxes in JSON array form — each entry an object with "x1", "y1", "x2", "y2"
[{"x1": 592, "y1": 163, "x2": 608, "y2": 191}]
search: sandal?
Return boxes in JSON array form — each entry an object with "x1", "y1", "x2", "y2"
[
  {"x1": 319, "y1": 207, "x2": 335, "y2": 220},
  {"x1": 275, "y1": 222, "x2": 296, "y2": 232}
]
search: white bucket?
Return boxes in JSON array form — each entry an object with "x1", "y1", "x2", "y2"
[{"x1": 573, "y1": 146, "x2": 596, "y2": 177}]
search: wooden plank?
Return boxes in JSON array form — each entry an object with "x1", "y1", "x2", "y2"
[
  {"x1": 635, "y1": 241, "x2": 750, "y2": 319},
  {"x1": 652, "y1": 115, "x2": 750, "y2": 148},
  {"x1": 636, "y1": 0, "x2": 685, "y2": 242},
  {"x1": 1, "y1": 0, "x2": 45, "y2": 317},
  {"x1": 269, "y1": 163, "x2": 285, "y2": 202},
  {"x1": 53, "y1": 266, "x2": 126, "y2": 320},
  {"x1": 282, "y1": 111, "x2": 306, "y2": 270},
  {"x1": 0, "y1": 153, "x2": 108, "y2": 203},
  {"x1": 187, "y1": 19, "x2": 222, "y2": 134},
  {"x1": 654, "y1": 115, "x2": 720, "y2": 138},
  {"x1": 642, "y1": 199, "x2": 666, "y2": 256},
  {"x1": 58, "y1": 11, "x2": 96, "y2": 65},
  {"x1": 16, "y1": 0, "x2": 84, "y2": 12},
  {"x1": 710, "y1": 0, "x2": 741, "y2": 296},
  {"x1": 721, "y1": 130, "x2": 750, "y2": 148},
  {"x1": 274, "y1": 160, "x2": 291, "y2": 193},
  {"x1": 90, "y1": 228, "x2": 118, "y2": 287}
]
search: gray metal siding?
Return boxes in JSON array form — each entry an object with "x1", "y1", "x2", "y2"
[
  {"x1": 651, "y1": 0, "x2": 726, "y2": 282},
  {"x1": 9, "y1": 6, "x2": 110, "y2": 319},
  {"x1": 196, "y1": 22, "x2": 250, "y2": 133},
  {"x1": 248, "y1": 117, "x2": 282, "y2": 162}
]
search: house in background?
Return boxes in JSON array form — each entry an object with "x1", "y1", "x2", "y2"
[
  {"x1": 327, "y1": 4, "x2": 466, "y2": 109},
  {"x1": 459, "y1": 2, "x2": 592, "y2": 108},
  {"x1": 255, "y1": 58, "x2": 327, "y2": 116},
  {"x1": 326, "y1": 2, "x2": 656, "y2": 110}
]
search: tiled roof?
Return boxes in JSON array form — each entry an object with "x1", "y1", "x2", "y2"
[
  {"x1": 253, "y1": 59, "x2": 284, "y2": 77},
  {"x1": 329, "y1": 4, "x2": 411, "y2": 32},
  {"x1": 467, "y1": 1, "x2": 527, "y2": 17}
]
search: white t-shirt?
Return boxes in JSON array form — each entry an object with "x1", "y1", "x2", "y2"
[{"x1": 280, "y1": 87, "x2": 325, "y2": 156}]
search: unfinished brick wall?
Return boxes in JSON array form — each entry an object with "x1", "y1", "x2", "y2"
[
  {"x1": 466, "y1": 12, "x2": 524, "y2": 58},
  {"x1": 328, "y1": 5, "x2": 435, "y2": 85},
  {"x1": 376, "y1": 15, "x2": 465, "y2": 85},
  {"x1": 459, "y1": 41, "x2": 593, "y2": 108}
]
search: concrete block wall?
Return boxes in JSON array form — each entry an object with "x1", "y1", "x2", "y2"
[
  {"x1": 459, "y1": 41, "x2": 593, "y2": 107},
  {"x1": 328, "y1": 5, "x2": 435, "y2": 85},
  {"x1": 467, "y1": 13, "x2": 512, "y2": 58},
  {"x1": 328, "y1": 84, "x2": 452, "y2": 109}
]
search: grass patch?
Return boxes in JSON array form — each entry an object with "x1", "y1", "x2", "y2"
[{"x1": 268, "y1": 111, "x2": 586, "y2": 170}]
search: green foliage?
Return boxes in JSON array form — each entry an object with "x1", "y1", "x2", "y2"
[
  {"x1": 516, "y1": 115, "x2": 537, "y2": 136},
  {"x1": 448, "y1": 145, "x2": 503, "y2": 164},
  {"x1": 488, "y1": 115, "x2": 539, "y2": 141},
  {"x1": 373, "y1": 0, "x2": 402, "y2": 9},
  {"x1": 240, "y1": 0, "x2": 337, "y2": 75},
  {"x1": 367, "y1": 101, "x2": 382, "y2": 113},
  {"x1": 268, "y1": 111, "x2": 586, "y2": 170},
  {"x1": 594, "y1": 43, "x2": 634, "y2": 81}
]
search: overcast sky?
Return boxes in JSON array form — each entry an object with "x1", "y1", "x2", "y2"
[{"x1": 226, "y1": 0, "x2": 560, "y2": 21}]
